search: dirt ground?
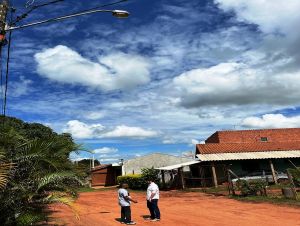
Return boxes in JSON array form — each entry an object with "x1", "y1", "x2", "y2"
[{"x1": 51, "y1": 190, "x2": 300, "y2": 226}]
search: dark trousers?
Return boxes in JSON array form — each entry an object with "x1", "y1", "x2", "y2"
[
  {"x1": 147, "y1": 199, "x2": 160, "y2": 219},
  {"x1": 121, "y1": 206, "x2": 131, "y2": 223}
]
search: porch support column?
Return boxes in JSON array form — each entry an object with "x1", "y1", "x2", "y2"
[
  {"x1": 211, "y1": 162, "x2": 218, "y2": 188},
  {"x1": 161, "y1": 170, "x2": 166, "y2": 187},
  {"x1": 269, "y1": 159, "x2": 278, "y2": 184},
  {"x1": 179, "y1": 167, "x2": 185, "y2": 189}
]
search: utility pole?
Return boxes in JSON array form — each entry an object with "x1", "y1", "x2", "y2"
[{"x1": 0, "y1": 0, "x2": 8, "y2": 47}]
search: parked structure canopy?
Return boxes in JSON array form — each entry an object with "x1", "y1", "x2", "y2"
[
  {"x1": 197, "y1": 150, "x2": 300, "y2": 162},
  {"x1": 156, "y1": 160, "x2": 200, "y2": 170}
]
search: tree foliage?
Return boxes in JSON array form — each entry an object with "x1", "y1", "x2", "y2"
[
  {"x1": 117, "y1": 167, "x2": 161, "y2": 190},
  {"x1": 0, "y1": 116, "x2": 82, "y2": 225}
]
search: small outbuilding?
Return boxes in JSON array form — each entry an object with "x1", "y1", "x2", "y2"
[{"x1": 91, "y1": 164, "x2": 122, "y2": 187}]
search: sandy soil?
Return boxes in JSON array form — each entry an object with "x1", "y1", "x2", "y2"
[{"x1": 51, "y1": 190, "x2": 300, "y2": 226}]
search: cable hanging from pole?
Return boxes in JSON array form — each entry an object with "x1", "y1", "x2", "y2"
[
  {"x1": 13, "y1": 0, "x2": 128, "y2": 25},
  {"x1": 13, "y1": 0, "x2": 65, "y2": 24},
  {"x1": 3, "y1": 29, "x2": 11, "y2": 117},
  {"x1": 0, "y1": 48, "x2": 3, "y2": 116}
]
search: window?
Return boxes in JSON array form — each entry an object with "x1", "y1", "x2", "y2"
[{"x1": 260, "y1": 137, "x2": 268, "y2": 142}]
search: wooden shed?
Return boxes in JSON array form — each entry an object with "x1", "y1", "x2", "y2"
[{"x1": 91, "y1": 164, "x2": 121, "y2": 187}]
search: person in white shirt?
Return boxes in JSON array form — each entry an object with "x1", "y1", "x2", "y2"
[
  {"x1": 146, "y1": 179, "x2": 160, "y2": 222},
  {"x1": 118, "y1": 183, "x2": 138, "y2": 225}
]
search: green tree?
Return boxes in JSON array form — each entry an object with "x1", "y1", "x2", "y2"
[{"x1": 0, "y1": 116, "x2": 82, "y2": 225}]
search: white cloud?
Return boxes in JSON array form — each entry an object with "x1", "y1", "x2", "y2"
[
  {"x1": 63, "y1": 120, "x2": 105, "y2": 139},
  {"x1": 102, "y1": 125, "x2": 158, "y2": 139},
  {"x1": 191, "y1": 139, "x2": 200, "y2": 145},
  {"x1": 241, "y1": 114, "x2": 300, "y2": 129},
  {"x1": 215, "y1": 0, "x2": 300, "y2": 34},
  {"x1": 63, "y1": 120, "x2": 158, "y2": 139},
  {"x1": 84, "y1": 111, "x2": 106, "y2": 120},
  {"x1": 34, "y1": 45, "x2": 151, "y2": 91},
  {"x1": 9, "y1": 76, "x2": 33, "y2": 97},
  {"x1": 173, "y1": 62, "x2": 300, "y2": 108},
  {"x1": 93, "y1": 147, "x2": 118, "y2": 154}
]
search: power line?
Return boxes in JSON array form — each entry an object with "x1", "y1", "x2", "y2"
[
  {"x1": 0, "y1": 49, "x2": 3, "y2": 115},
  {"x1": 13, "y1": 0, "x2": 128, "y2": 25},
  {"x1": 3, "y1": 30, "x2": 11, "y2": 117},
  {"x1": 14, "y1": 0, "x2": 65, "y2": 24}
]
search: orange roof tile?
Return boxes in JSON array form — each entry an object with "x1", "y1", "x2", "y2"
[{"x1": 196, "y1": 142, "x2": 300, "y2": 154}]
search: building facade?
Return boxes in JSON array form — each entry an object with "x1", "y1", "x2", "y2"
[
  {"x1": 123, "y1": 153, "x2": 193, "y2": 175},
  {"x1": 193, "y1": 128, "x2": 300, "y2": 187},
  {"x1": 91, "y1": 164, "x2": 122, "y2": 187}
]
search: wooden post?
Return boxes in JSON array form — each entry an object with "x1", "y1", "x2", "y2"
[
  {"x1": 287, "y1": 171, "x2": 298, "y2": 200},
  {"x1": 269, "y1": 159, "x2": 278, "y2": 184},
  {"x1": 211, "y1": 162, "x2": 218, "y2": 188},
  {"x1": 161, "y1": 170, "x2": 166, "y2": 188},
  {"x1": 179, "y1": 167, "x2": 185, "y2": 189}
]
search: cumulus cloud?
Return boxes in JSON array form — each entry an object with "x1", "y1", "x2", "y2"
[
  {"x1": 215, "y1": 0, "x2": 300, "y2": 34},
  {"x1": 34, "y1": 45, "x2": 151, "y2": 91},
  {"x1": 63, "y1": 120, "x2": 158, "y2": 139},
  {"x1": 168, "y1": 0, "x2": 300, "y2": 110},
  {"x1": 173, "y1": 62, "x2": 300, "y2": 108},
  {"x1": 63, "y1": 120, "x2": 105, "y2": 139},
  {"x1": 102, "y1": 125, "x2": 158, "y2": 139},
  {"x1": 93, "y1": 147, "x2": 118, "y2": 154},
  {"x1": 84, "y1": 111, "x2": 106, "y2": 120},
  {"x1": 241, "y1": 114, "x2": 300, "y2": 129}
]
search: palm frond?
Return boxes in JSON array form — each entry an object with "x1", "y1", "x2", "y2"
[
  {"x1": 15, "y1": 211, "x2": 46, "y2": 226},
  {"x1": 37, "y1": 172, "x2": 83, "y2": 192},
  {"x1": 45, "y1": 191, "x2": 80, "y2": 220},
  {"x1": 0, "y1": 152, "x2": 13, "y2": 190}
]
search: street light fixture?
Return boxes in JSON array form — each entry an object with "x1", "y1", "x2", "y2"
[
  {"x1": 5, "y1": 9, "x2": 130, "y2": 31},
  {"x1": 112, "y1": 10, "x2": 129, "y2": 18}
]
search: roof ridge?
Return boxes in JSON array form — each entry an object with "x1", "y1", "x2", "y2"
[{"x1": 215, "y1": 128, "x2": 300, "y2": 133}]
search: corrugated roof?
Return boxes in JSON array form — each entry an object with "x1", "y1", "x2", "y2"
[
  {"x1": 197, "y1": 150, "x2": 300, "y2": 161},
  {"x1": 155, "y1": 160, "x2": 200, "y2": 170},
  {"x1": 196, "y1": 142, "x2": 300, "y2": 154}
]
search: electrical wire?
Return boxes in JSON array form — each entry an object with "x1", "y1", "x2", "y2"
[
  {"x1": 1, "y1": 0, "x2": 128, "y2": 116},
  {"x1": 82, "y1": 0, "x2": 128, "y2": 11},
  {"x1": 3, "y1": 30, "x2": 11, "y2": 117},
  {"x1": 13, "y1": 0, "x2": 65, "y2": 25},
  {"x1": 0, "y1": 48, "x2": 3, "y2": 116},
  {"x1": 14, "y1": 0, "x2": 128, "y2": 25}
]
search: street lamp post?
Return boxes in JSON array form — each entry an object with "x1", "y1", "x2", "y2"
[
  {"x1": 5, "y1": 9, "x2": 130, "y2": 31},
  {"x1": 0, "y1": 0, "x2": 129, "y2": 117}
]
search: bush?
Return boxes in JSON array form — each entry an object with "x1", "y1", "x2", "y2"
[
  {"x1": 141, "y1": 168, "x2": 160, "y2": 186},
  {"x1": 236, "y1": 179, "x2": 267, "y2": 196},
  {"x1": 117, "y1": 167, "x2": 161, "y2": 190},
  {"x1": 287, "y1": 168, "x2": 300, "y2": 187},
  {"x1": 117, "y1": 174, "x2": 146, "y2": 190}
]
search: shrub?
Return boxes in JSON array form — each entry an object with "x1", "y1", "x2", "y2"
[
  {"x1": 117, "y1": 174, "x2": 147, "y2": 190},
  {"x1": 287, "y1": 168, "x2": 300, "y2": 187},
  {"x1": 141, "y1": 168, "x2": 160, "y2": 186},
  {"x1": 236, "y1": 179, "x2": 267, "y2": 196},
  {"x1": 117, "y1": 167, "x2": 161, "y2": 190}
]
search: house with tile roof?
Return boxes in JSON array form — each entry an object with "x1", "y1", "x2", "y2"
[{"x1": 190, "y1": 128, "x2": 300, "y2": 187}]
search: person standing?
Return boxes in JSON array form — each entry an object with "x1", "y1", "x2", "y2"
[
  {"x1": 118, "y1": 183, "x2": 138, "y2": 225},
  {"x1": 146, "y1": 179, "x2": 160, "y2": 222}
]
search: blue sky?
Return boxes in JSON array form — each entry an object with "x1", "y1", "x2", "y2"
[{"x1": 4, "y1": 0, "x2": 300, "y2": 163}]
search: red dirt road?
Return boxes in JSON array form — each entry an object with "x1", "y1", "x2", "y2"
[{"x1": 52, "y1": 190, "x2": 300, "y2": 226}]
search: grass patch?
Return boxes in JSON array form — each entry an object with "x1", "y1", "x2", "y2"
[
  {"x1": 230, "y1": 195, "x2": 300, "y2": 208},
  {"x1": 77, "y1": 186, "x2": 117, "y2": 193}
]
